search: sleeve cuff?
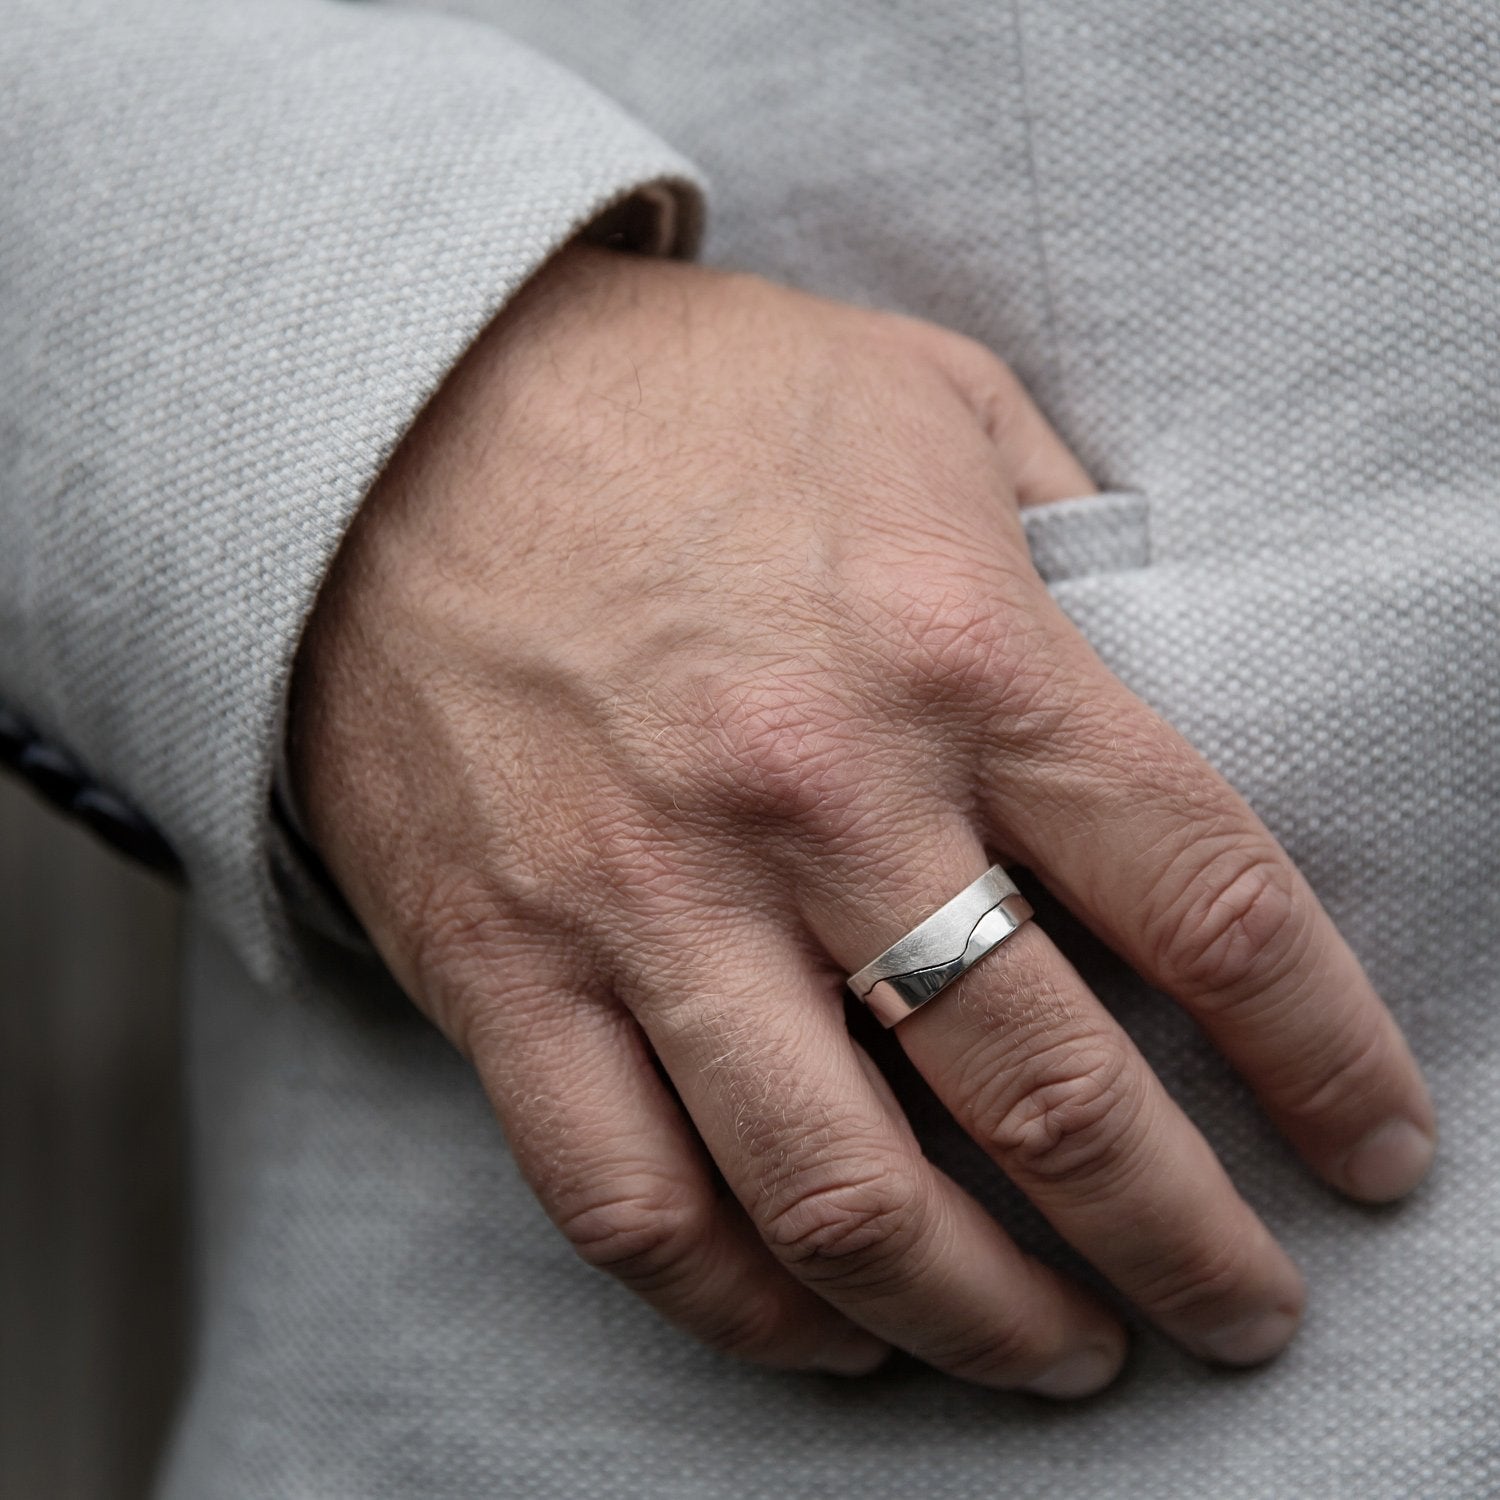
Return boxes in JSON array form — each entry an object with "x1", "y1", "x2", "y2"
[{"x1": 0, "y1": 0, "x2": 705, "y2": 990}]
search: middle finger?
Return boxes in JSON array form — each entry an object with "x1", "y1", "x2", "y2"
[{"x1": 613, "y1": 910, "x2": 1131, "y2": 1396}]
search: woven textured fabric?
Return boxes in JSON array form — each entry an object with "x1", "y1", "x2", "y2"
[
  {"x1": 1020, "y1": 491, "x2": 1151, "y2": 585},
  {"x1": 0, "y1": 0, "x2": 701, "y2": 984},
  {"x1": 4, "y1": 0, "x2": 1496, "y2": 1495}
]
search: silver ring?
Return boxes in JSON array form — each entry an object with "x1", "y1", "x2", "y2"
[{"x1": 847, "y1": 864, "x2": 1034, "y2": 1028}]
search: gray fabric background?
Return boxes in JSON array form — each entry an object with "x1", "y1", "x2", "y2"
[{"x1": 3, "y1": 0, "x2": 1496, "y2": 1495}]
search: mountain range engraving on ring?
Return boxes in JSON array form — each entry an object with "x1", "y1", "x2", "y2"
[{"x1": 846, "y1": 864, "x2": 1035, "y2": 1028}]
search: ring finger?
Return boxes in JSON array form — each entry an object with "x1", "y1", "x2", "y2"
[{"x1": 799, "y1": 824, "x2": 1309, "y2": 1367}]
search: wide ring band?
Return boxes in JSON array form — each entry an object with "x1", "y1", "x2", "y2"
[{"x1": 846, "y1": 864, "x2": 1034, "y2": 1028}]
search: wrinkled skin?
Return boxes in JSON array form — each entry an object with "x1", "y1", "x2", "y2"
[{"x1": 291, "y1": 245, "x2": 1435, "y2": 1398}]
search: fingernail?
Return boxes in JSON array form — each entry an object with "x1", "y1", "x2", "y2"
[
  {"x1": 1198, "y1": 1308, "x2": 1299, "y2": 1366},
  {"x1": 814, "y1": 1333, "x2": 892, "y2": 1377},
  {"x1": 1340, "y1": 1119, "x2": 1436, "y2": 1202},
  {"x1": 1023, "y1": 1345, "x2": 1119, "y2": 1399}
]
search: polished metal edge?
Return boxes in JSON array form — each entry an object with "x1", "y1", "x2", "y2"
[
  {"x1": 858, "y1": 892, "x2": 1034, "y2": 1027},
  {"x1": 847, "y1": 864, "x2": 1020, "y2": 995}
]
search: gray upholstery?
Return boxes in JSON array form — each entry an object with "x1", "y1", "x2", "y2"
[{"x1": 3, "y1": 0, "x2": 1495, "y2": 1494}]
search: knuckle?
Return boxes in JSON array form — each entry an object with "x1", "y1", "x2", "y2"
[
  {"x1": 694, "y1": 1285, "x2": 798, "y2": 1364},
  {"x1": 399, "y1": 866, "x2": 524, "y2": 1051},
  {"x1": 924, "y1": 1310, "x2": 1038, "y2": 1384},
  {"x1": 888, "y1": 581, "x2": 1023, "y2": 691},
  {"x1": 975, "y1": 1037, "x2": 1140, "y2": 1187},
  {"x1": 557, "y1": 1178, "x2": 707, "y2": 1292},
  {"x1": 1265, "y1": 1012, "x2": 1390, "y2": 1127},
  {"x1": 920, "y1": 328, "x2": 1027, "y2": 443},
  {"x1": 760, "y1": 1164, "x2": 927, "y2": 1293},
  {"x1": 405, "y1": 866, "x2": 502, "y2": 970},
  {"x1": 874, "y1": 573, "x2": 1073, "y2": 735},
  {"x1": 586, "y1": 810, "x2": 705, "y2": 925},
  {"x1": 1130, "y1": 1224, "x2": 1259, "y2": 1319},
  {"x1": 697, "y1": 671, "x2": 865, "y2": 828},
  {"x1": 1151, "y1": 850, "x2": 1302, "y2": 1005}
]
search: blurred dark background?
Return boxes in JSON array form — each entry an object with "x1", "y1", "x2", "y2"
[{"x1": 1, "y1": 777, "x2": 185, "y2": 1500}]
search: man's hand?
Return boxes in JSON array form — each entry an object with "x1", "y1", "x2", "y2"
[{"x1": 290, "y1": 246, "x2": 1436, "y2": 1397}]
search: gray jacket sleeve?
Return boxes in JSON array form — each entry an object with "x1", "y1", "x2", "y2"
[{"x1": 0, "y1": 0, "x2": 703, "y2": 986}]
